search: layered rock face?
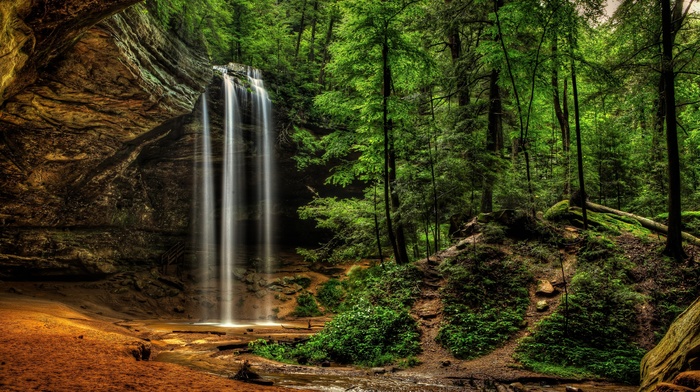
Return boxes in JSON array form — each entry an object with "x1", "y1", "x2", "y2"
[
  {"x1": 0, "y1": 0, "x2": 143, "y2": 104},
  {"x1": 0, "y1": 4, "x2": 211, "y2": 278},
  {"x1": 640, "y1": 297, "x2": 700, "y2": 392}
]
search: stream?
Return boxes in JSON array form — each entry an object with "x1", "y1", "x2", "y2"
[{"x1": 140, "y1": 321, "x2": 639, "y2": 392}]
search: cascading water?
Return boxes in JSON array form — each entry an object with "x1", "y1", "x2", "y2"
[
  {"x1": 220, "y1": 73, "x2": 245, "y2": 326},
  {"x1": 197, "y1": 65, "x2": 276, "y2": 325},
  {"x1": 196, "y1": 91, "x2": 216, "y2": 322},
  {"x1": 247, "y1": 68, "x2": 276, "y2": 321}
]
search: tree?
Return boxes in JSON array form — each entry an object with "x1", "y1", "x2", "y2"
[{"x1": 661, "y1": 0, "x2": 686, "y2": 259}]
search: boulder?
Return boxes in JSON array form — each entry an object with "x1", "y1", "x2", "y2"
[
  {"x1": 654, "y1": 383, "x2": 694, "y2": 392},
  {"x1": 536, "y1": 280, "x2": 557, "y2": 296},
  {"x1": 536, "y1": 300, "x2": 549, "y2": 312},
  {"x1": 640, "y1": 297, "x2": 700, "y2": 392},
  {"x1": 673, "y1": 371, "x2": 700, "y2": 390}
]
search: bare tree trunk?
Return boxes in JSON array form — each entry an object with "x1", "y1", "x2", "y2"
[
  {"x1": 661, "y1": 0, "x2": 686, "y2": 260},
  {"x1": 481, "y1": 68, "x2": 502, "y2": 213},
  {"x1": 569, "y1": 17, "x2": 587, "y2": 230},
  {"x1": 552, "y1": 38, "x2": 571, "y2": 198}
]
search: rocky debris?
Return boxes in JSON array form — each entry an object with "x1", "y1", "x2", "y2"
[
  {"x1": 509, "y1": 382, "x2": 525, "y2": 392},
  {"x1": 370, "y1": 367, "x2": 386, "y2": 375},
  {"x1": 536, "y1": 300, "x2": 549, "y2": 312},
  {"x1": 640, "y1": 298, "x2": 700, "y2": 392},
  {"x1": 565, "y1": 386, "x2": 584, "y2": 392},
  {"x1": 126, "y1": 341, "x2": 151, "y2": 361},
  {"x1": 231, "y1": 360, "x2": 274, "y2": 386},
  {"x1": 535, "y1": 280, "x2": 557, "y2": 297}
]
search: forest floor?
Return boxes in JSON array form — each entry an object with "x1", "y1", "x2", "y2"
[
  {"x1": 0, "y1": 218, "x2": 674, "y2": 392},
  {"x1": 0, "y1": 292, "x2": 308, "y2": 392}
]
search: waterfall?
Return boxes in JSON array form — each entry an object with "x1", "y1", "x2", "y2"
[
  {"x1": 197, "y1": 91, "x2": 216, "y2": 322},
  {"x1": 247, "y1": 68, "x2": 276, "y2": 322},
  {"x1": 197, "y1": 66, "x2": 276, "y2": 325},
  {"x1": 220, "y1": 74, "x2": 244, "y2": 326}
]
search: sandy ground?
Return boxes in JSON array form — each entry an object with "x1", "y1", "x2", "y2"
[{"x1": 0, "y1": 293, "x2": 303, "y2": 392}]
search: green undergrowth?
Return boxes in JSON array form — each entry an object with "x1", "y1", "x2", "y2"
[
  {"x1": 517, "y1": 233, "x2": 646, "y2": 384},
  {"x1": 251, "y1": 263, "x2": 422, "y2": 367},
  {"x1": 437, "y1": 244, "x2": 532, "y2": 359},
  {"x1": 292, "y1": 292, "x2": 322, "y2": 317}
]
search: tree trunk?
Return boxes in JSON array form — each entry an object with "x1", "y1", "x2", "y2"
[
  {"x1": 295, "y1": 0, "x2": 308, "y2": 59},
  {"x1": 552, "y1": 37, "x2": 571, "y2": 198},
  {"x1": 374, "y1": 181, "x2": 384, "y2": 264},
  {"x1": 307, "y1": 0, "x2": 319, "y2": 63},
  {"x1": 382, "y1": 37, "x2": 403, "y2": 264},
  {"x1": 389, "y1": 124, "x2": 410, "y2": 264},
  {"x1": 481, "y1": 68, "x2": 502, "y2": 213},
  {"x1": 661, "y1": 0, "x2": 686, "y2": 260},
  {"x1": 570, "y1": 21, "x2": 587, "y2": 230}
]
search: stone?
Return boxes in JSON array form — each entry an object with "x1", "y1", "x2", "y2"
[
  {"x1": 565, "y1": 386, "x2": 584, "y2": 392},
  {"x1": 371, "y1": 367, "x2": 386, "y2": 375},
  {"x1": 640, "y1": 298, "x2": 700, "y2": 392},
  {"x1": 536, "y1": 300, "x2": 549, "y2": 312},
  {"x1": 126, "y1": 341, "x2": 151, "y2": 361},
  {"x1": 441, "y1": 360, "x2": 451, "y2": 367},
  {"x1": 536, "y1": 280, "x2": 557, "y2": 296},
  {"x1": 509, "y1": 382, "x2": 525, "y2": 392},
  {"x1": 173, "y1": 305, "x2": 185, "y2": 313},
  {"x1": 321, "y1": 361, "x2": 331, "y2": 367},
  {"x1": 654, "y1": 383, "x2": 694, "y2": 392},
  {"x1": 673, "y1": 371, "x2": 700, "y2": 390}
]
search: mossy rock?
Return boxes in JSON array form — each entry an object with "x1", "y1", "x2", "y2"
[
  {"x1": 543, "y1": 200, "x2": 571, "y2": 221},
  {"x1": 640, "y1": 297, "x2": 700, "y2": 392}
]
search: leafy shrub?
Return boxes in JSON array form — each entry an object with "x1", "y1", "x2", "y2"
[
  {"x1": 251, "y1": 303, "x2": 421, "y2": 367},
  {"x1": 316, "y1": 278, "x2": 344, "y2": 312},
  {"x1": 342, "y1": 263, "x2": 422, "y2": 310},
  {"x1": 293, "y1": 292, "x2": 322, "y2": 317},
  {"x1": 252, "y1": 262, "x2": 422, "y2": 367},
  {"x1": 437, "y1": 248, "x2": 531, "y2": 358}
]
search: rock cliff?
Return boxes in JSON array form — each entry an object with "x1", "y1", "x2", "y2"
[
  {"x1": 0, "y1": 3, "x2": 211, "y2": 278},
  {"x1": 640, "y1": 297, "x2": 700, "y2": 392}
]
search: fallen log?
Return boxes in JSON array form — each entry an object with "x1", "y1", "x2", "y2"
[{"x1": 585, "y1": 201, "x2": 700, "y2": 247}]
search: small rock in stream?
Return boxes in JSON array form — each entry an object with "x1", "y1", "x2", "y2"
[{"x1": 566, "y1": 387, "x2": 584, "y2": 392}]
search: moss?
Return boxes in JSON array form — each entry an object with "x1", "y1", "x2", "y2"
[{"x1": 543, "y1": 200, "x2": 572, "y2": 221}]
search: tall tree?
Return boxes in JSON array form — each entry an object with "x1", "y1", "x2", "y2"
[{"x1": 661, "y1": 0, "x2": 686, "y2": 259}]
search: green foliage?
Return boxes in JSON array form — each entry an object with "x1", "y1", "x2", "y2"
[
  {"x1": 297, "y1": 196, "x2": 378, "y2": 263},
  {"x1": 437, "y1": 246, "x2": 532, "y2": 358},
  {"x1": 316, "y1": 278, "x2": 345, "y2": 312},
  {"x1": 252, "y1": 262, "x2": 421, "y2": 367},
  {"x1": 341, "y1": 263, "x2": 422, "y2": 310},
  {"x1": 480, "y1": 222, "x2": 507, "y2": 244},
  {"x1": 293, "y1": 292, "x2": 322, "y2": 317},
  {"x1": 290, "y1": 276, "x2": 312, "y2": 289},
  {"x1": 517, "y1": 235, "x2": 646, "y2": 384}
]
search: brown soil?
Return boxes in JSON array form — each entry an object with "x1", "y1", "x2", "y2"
[{"x1": 0, "y1": 293, "x2": 306, "y2": 392}]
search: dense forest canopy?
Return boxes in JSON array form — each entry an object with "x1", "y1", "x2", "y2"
[{"x1": 148, "y1": 0, "x2": 700, "y2": 262}]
